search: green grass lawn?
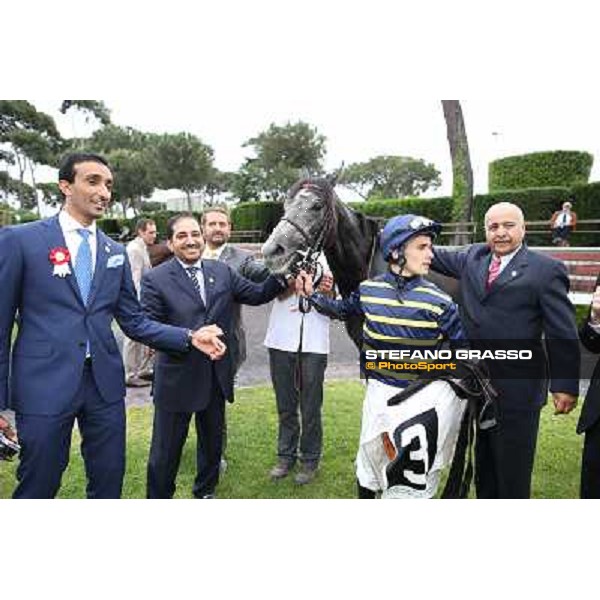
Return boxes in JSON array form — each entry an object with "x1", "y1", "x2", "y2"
[{"x1": 0, "y1": 380, "x2": 584, "y2": 499}]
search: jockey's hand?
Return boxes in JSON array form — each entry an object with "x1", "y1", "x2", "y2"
[
  {"x1": 0, "y1": 414, "x2": 17, "y2": 442},
  {"x1": 295, "y1": 270, "x2": 314, "y2": 297},
  {"x1": 317, "y1": 272, "x2": 334, "y2": 294},
  {"x1": 552, "y1": 392, "x2": 577, "y2": 415}
]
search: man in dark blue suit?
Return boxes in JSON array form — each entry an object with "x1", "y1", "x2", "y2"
[
  {"x1": 142, "y1": 213, "x2": 288, "y2": 499},
  {"x1": 431, "y1": 202, "x2": 579, "y2": 498},
  {"x1": 0, "y1": 153, "x2": 225, "y2": 499}
]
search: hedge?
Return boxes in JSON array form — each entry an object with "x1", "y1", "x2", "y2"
[
  {"x1": 231, "y1": 201, "x2": 284, "y2": 237},
  {"x1": 489, "y1": 151, "x2": 593, "y2": 191}
]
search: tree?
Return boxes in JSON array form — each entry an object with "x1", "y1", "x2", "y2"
[
  {"x1": 237, "y1": 121, "x2": 326, "y2": 200},
  {"x1": 442, "y1": 100, "x2": 474, "y2": 244},
  {"x1": 341, "y1": 155, "x2": 441, "y2": 199},
  {"x1": 152, "y1": 132, "x2": 214, "y2": 211},
  {"x1": 60, "y1": 100, "x2": 111, "y2": 126},
  {"x1": 0, "y1": 100, "x2": 63, "y2": 213}
]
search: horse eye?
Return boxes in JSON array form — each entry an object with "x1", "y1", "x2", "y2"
[{"x1": 311, "y1": 201, "x2": 324, "y2": 210}]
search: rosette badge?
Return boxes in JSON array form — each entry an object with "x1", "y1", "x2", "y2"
[{"x1": 49, "y1": 247, "x2": 72, "y2": 277}]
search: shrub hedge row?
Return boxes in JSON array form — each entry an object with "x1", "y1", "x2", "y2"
[{"x1": 489, "y1": 151, "x2": 593, "y2": 191}]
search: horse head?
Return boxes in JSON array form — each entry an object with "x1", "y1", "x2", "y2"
[{"x1": 262, "y1": 177, "x2": 338, "y2": 275}]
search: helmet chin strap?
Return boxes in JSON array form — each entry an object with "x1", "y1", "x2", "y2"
[{"x1": 388, "y1": 246, "x2": 406, "y2": 275}]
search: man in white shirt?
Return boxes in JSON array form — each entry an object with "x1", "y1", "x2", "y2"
[
  {"x1": 124, "y1": 218, "x2": 157, "y2": 387},
  {"x1": 264, "y1": 259, "x2": 333, "y2": 485}
]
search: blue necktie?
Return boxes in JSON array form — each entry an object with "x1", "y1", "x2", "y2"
[{"x1": 75, "y1": 229, "x2": 93, "y2": 305}]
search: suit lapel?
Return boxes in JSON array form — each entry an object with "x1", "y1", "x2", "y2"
[
  {"x1": 86, "y1": 230, "x2": 110, "y2": 307},
  {"x1": 202, "y1": 259, "x2": 217, "y2": 310},
  {"x1": 169, "y1": 259, "x2": 206, "y2": 310},
  {"x1": 471, "y1": 248, "x2": 490, "y2": 301},
  {"x1": 41, "y1": 215, "x2": 85, "y2": 307}
]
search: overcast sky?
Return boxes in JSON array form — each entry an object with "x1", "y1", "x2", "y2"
[{"x1": 31, "y1": 97, "x2": 600, "y2": 203}]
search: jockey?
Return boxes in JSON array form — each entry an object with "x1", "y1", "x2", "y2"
[{"x1": 296, "y1": 213, "x2": 467, "y2": 498}]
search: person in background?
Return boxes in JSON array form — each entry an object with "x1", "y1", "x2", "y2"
[
  {"x1": 124, "y1": 218, "x2": 157, "y2": 387},
  {"x1": 550, "y1": 200, "x2": 577, "y2": 247},
  {"x1": 201, "y1": 206, "x2": 270, "y2": 472}
]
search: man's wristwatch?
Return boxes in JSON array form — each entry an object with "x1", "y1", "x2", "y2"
[{"x1": 186, "y1": 329, "x2": 194, "y2": 349}]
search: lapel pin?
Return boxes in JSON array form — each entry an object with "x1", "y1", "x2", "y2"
[
  {"x1": 511, "y1": 270, "x2": 517, "y2": 277},
  {"x1": 105, "y1": 244, "x2": 111, "y2": 253},
  {"x1": 209, "y1": 277, "x2": 215, "y2": 284}
]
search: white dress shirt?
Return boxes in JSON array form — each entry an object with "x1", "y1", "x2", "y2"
[{"x1": 58, "y1": 210, "x2": 98, "y2": 271}]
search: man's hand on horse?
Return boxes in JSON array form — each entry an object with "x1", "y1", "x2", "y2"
[
  {"x1": 295, "y1": 269, "x2": 314, "y2": 297},
  {"x1": 192, "y1": 325, "x2": 227, "y2": 360}
]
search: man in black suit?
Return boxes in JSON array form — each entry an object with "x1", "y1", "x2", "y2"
[
  {"x1": 431, "y1": 202, "x2": 580, "y2": 498},
  {"x1": 141, "y1": 213, "x2": 287, "y2": 499},
  {"x1": 578, "y1": 280, "x2": 600, "y2": 498}
]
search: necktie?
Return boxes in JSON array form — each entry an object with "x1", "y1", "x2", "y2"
[
  {"x1": 74, "y1": 229, "x2": 93, "y2": 304},
  {"x1": 186, "y1": 266, "x2": 206, "y2": 304},
  {"x1": 486, "y1": 255, "x2": 501, "y2": 290}
]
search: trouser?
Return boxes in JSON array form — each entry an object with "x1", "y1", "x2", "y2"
[
  {"x1": 581, "y1": 417, "x2": 600, "y2": 498},
  {"x1": 123, "y1": 337, "x2": 153, "y2": 378},
  {"x1": 268, "y1": 349, "x2": 327, "y2": 466},
  {"x1": 475, "y1": 406, "x2": 541, "y2": 499},
  {"x1": 14, "y1": 364, "x2": 125, "y2": 499},
  {"x1": 147, "y1": 389, "x2": 225, "y2": 499}
]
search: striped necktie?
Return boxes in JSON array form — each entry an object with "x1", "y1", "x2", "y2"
[
  {"x1": 186, "y1": 266, "x2": 206, "y2": 304},
  {"x1": 74, "y1": 229, "x2": 93, "y2": 304},
  {"x1": 486, "y1": 255, "x2": 501, "y2": 290}
]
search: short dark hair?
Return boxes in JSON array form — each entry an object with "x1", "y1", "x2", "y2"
[
  {"x1": 58, "y1": 153, "x2": 110, "y2": 183},
  {"x1": 135, "y1": 218, "x2": 156, "y2": 234},
  {"x1": 166, "y1": 212, "x2": 200, "y2": 240},
  {"x1": 201, "y1": 205, "x2": 231, "y2": 226}
]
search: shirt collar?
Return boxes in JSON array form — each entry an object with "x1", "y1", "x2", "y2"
[
  {"x1": 203, "y1": 243, "x2": 227, "y2": 259},
  {"x1": 59, "y1": 210, "x2": 97, "y2": 236},
  {"x1": 176, "y1": 257, "x2": 203, "y2": 271},
  {"x1": 492, "y1": 244, "x2": 522, "y2": 266}
]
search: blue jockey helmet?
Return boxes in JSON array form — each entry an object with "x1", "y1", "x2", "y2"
[{"x1": 380, "y1": 214, "x2": 442, "y2": 261}]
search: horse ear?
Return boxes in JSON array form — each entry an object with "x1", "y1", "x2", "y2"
[{"x1": 327, "y1": 162, "x2": 345, "y2": 187}]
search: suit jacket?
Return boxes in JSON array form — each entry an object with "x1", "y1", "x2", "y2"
[
  {"x1": 216, "y1": 244, "x2": 270, "y2": 372},
  {"x1": 432, "y1": 243, "x2": 580, "y2": 410},
  {"x1": 0, "y1": 216, "x2": 188, "y2": 416},
  {"x1": 141, "y1": 257, "x2": 283, "y2": 412},
  {"x1": 577, "y1": 274, "x2": 600, "y2": 433}
]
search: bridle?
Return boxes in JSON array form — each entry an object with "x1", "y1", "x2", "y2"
[{"x1": 281, "y1": 182, "x2": 337, "y2": 312}]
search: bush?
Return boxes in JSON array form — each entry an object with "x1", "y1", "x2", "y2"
[{"x1": 489, "y1": 151, "x2": 593, "y2": 191}]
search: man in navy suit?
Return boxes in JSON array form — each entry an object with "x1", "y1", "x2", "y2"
[
  {"x1": 431, "y1": 202, "x2": 579, "y2": 498},
  {"x1": 142, "y1": 213, "x2": 287, "y2": 499},
  {"x1": 0, "y1": 153, "x2": 225, "y2": 499}
]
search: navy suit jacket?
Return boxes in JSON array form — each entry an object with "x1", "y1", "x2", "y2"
[
  {"x1": 141, "y1": 257, "x2": 284, "y2": 412},
  {"x1": 432, "y1": 243, "x2": 580, "y2": 410},
  {"x1": 0, "y1": 216, "x2": 189, "y2": 416}
]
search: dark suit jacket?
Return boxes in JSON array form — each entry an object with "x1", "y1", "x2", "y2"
[
  {"x1": 0, "y1": 216, "x2": 188, "y2": 416},
  {"x1": 216, "y1": 244, "x2": 269, "y2": 372},
  {"x1": 432, "y1": 243, "x2": 580, "y2": 410},
  {"x1": 141, "y1": 257, "x2": 283, "y2": 412},
  {"x1": 577, "y1": 274, "x2": 600, "y2": 433}
]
